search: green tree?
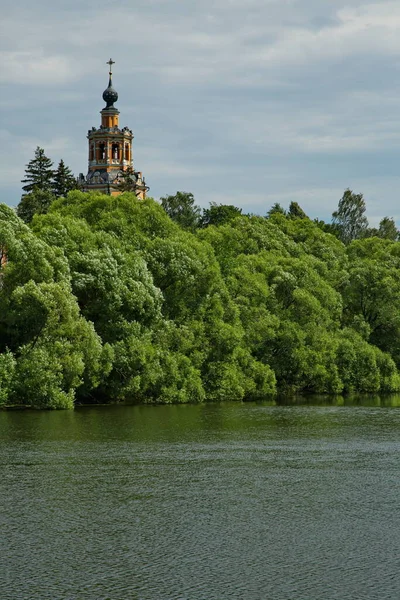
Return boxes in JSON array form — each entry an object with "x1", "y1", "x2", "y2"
[
  {"x1": 38, "y1": 192, "x2": 276, "y2": 403},
  {"x1": 200, "y1": 202, "x2": 242, "y2": 227},
  {"x1": 160, "y1": 191, "x2": 201, "y2": 231},
  {"x1": 52, "y1": 159, "x2": 77, "y2": 198},
  {"x1": 314, "y1": 218, "x2": 341, "y2": 238},
  {"x1": 363, "y1": 217, "x2": 399, "y2": 240},
  {"x1": 200, "y1": 212, "x2": 400, "y2": 394},
  {"x1": 6, "y1": 180, "x2": 400, "y2": 406},
  {"x1": 343, "y1": 238, "x2": 400, "y2": 365},
  {"x1": 0, "y1": 351, "x2": 16, "y2": 407},
  {"x1": 0, "y1": 204, "x2": 110, "y2": 408},
  {"x1": 378, "y1": 216, "x2": 398, "y2": 240},
  {"x1": 364, "y1": 227, "x2": 379, "y2": 238},
  {"x1": 16, "y1": 189, "x2": 56, "y2": 223},
  {"x1": 21, "y1": 147, "x2": 54, "y2": 194},
  {"x1": 266, "y1": 203, "x2": 286, "y2": 218},
  {"x1": 288, "y1": 201, "x2": 308, "y2": 219},
  {"x1": 332, "y1": 189, "x2": 369, "y2": 244},
  {"x1": 33, "y1": 212, "x2": 163, "y2": 344}
]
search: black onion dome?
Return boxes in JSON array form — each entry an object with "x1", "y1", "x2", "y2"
[{"x1": 102, "y1": 76, "x2": 118, "y2": 108}]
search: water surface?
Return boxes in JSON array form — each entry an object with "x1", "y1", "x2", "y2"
[{"x1": 1, "y1": 400, "x2": 400, "y2": 599}]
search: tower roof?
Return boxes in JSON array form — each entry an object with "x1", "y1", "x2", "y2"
[{"x1": 102, "y1": 58, "x2": 118, "y2": 109}]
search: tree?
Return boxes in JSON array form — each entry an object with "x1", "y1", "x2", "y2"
[
  {"x1": 363, "y1": 217, "x2": 398, "y2": 240},
  {"x1": 0, "y1": 204, "x2": 110, "y2": 408},
  {"x1": 332, "y1": 189, "x2": 368, "y2": 244},
  {"x1": 160, "y1": 191, "x2": 201, "y2": 231},
  {"x1": 288, "y1": 201, "x2": 308, "y2": 219},
  {"x1": 266, "y1": 203, "x2": 286, "y2": 218},
  {"x1": 21, "y1": 147, "x2": 54, "y2": 194},
  {"x1": 378, "y1": 217, "x2": 398, "y2": 241},
  {"x1": 16, "y1": 189, "x2": 56, "y2": 223},
  {"x1": 343, "y1": 238, "x2": 400, "y2": 366},
  {"x1": 200, "y1": 202, "x2": 242, "y2": 227},
  {"x1": 52, "y1": 159, "x2": 77, "y2": 198},
  {"x1": 364, "y1": 227, "x2": 379, "y2": 238},
  {"x1": 7, "y1": 183, "x2": 400, "y2": 406},
  {"x1": 314, "y1": 218, "x2": 340, "y2": 237},
  {"x1": 0, "y1": 351, "x2": 15, "y2": 407}
]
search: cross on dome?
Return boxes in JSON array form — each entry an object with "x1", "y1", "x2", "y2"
[
  {"x1": 83, "y1": 61, "x2": 148, "y2": 199},
  {"x1": 103, "y1": 58, "x2": 118, "y2": 108},
  {"x1": 107, "y1": 58, "x2": 115, "y2": 75}
]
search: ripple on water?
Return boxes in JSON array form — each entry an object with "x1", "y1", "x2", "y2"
[{"x1": 1, "y1": 404, "x2": 400, "y2": 599}]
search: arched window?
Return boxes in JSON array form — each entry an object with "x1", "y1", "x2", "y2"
[
  {"x1": 125, "y1": 143, "x2": 129, "y2": 160},
  {"x1": 98, "y1": 142, "x2": 106, "y2": 160},
  {"x1": 112, "y1": 143, "x2": 119, "y2": 160}
]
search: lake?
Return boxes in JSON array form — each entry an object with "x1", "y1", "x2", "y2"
[{"x1": 1, "y1": 398, "x2": 400, "y2": 599}]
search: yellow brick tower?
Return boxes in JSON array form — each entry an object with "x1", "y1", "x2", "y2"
[{"x1": 81, "y1": 59, "x2": 148, "y2": 198}]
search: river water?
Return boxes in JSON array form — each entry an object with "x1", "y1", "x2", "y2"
[{"x1": 1, "y1": 398, "x2": 400, "y2": 599}]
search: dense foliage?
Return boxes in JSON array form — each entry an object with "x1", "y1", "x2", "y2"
[{"x1": 2, "y1": 189, "x2": 400, "y2": 409}]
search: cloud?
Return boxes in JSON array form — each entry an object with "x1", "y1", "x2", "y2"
[
  {"x1": 3, "y1": 1, "x2": 400, "y2": 89},
  {"x1": 0, "y1": 52, "x2": 75, "y2": 85},
  {"x1": 0, "y1": 131, "x2": 77, "y2": 200},
  {"x1": 2, "y1": 0, "x2": 400, "y2": 222}
]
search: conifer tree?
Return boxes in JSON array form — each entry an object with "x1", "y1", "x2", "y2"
[
  {"x1": 288, "y1": 201, "x2": 308, "y2": 219},
  {"x1": 52, "y1": 159, "x2": 77, "y2": 198},
  {"x1": 21, "y1": 147, "x2": 54, "y2": 194}
]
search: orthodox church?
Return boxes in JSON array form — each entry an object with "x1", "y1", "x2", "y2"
[{"x1": 79, "y1": 59, "x2": 148, "y2": 198}]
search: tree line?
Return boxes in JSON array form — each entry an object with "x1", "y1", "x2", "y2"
[
  {"x1": 18, "y1": 146, "x2": 399, "y2": 244},
  {"x1": 0, "y1": 149, "x2": 399, "y2": 408},
  {"x1": 160, "y1": 189, "x2": 399, "y2": 243}
]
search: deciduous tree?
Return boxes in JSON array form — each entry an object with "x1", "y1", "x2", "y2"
[
  {"x1": 200, "y1": 202, "x2": 242, "y2": 227},
  {"x1": 266, "y1": 203, "x2": 286, "y2": 218},
  {"x1": 160, "y1": 191, "x2": 201, "y2": 231},
  {"x1": 332, "y1": 189, "x2": 368, "y2": 244},
  {"x1": 17, "y1": 189, "x2": 56, "y2": 223},
  {"x1": 378, "y1": 216, "x2": 398, "y2": 241}
]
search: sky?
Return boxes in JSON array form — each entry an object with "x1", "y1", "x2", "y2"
[{"x1": 2, "y1": 0, "x2": 400, "y2": 224}]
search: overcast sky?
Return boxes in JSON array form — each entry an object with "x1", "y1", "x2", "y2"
[{"x1": 2, "y1": 0, "x2": 400, "y2": 223}]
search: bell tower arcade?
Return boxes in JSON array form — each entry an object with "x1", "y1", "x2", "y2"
[{"x1": 82, "y1": 59, "x2": 148, "y2": 198}]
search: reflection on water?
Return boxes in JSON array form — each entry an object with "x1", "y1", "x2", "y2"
[
  {"x1": 274, "y1": 393, "x2": 400, "y2": 407},
  {"x1": 1, "y1": 398, "x2": 400, "y2": 599}
]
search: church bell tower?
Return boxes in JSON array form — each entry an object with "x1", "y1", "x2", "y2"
[{"x1": 82, "y1": 59, "x2": 148, "y2": 198}]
